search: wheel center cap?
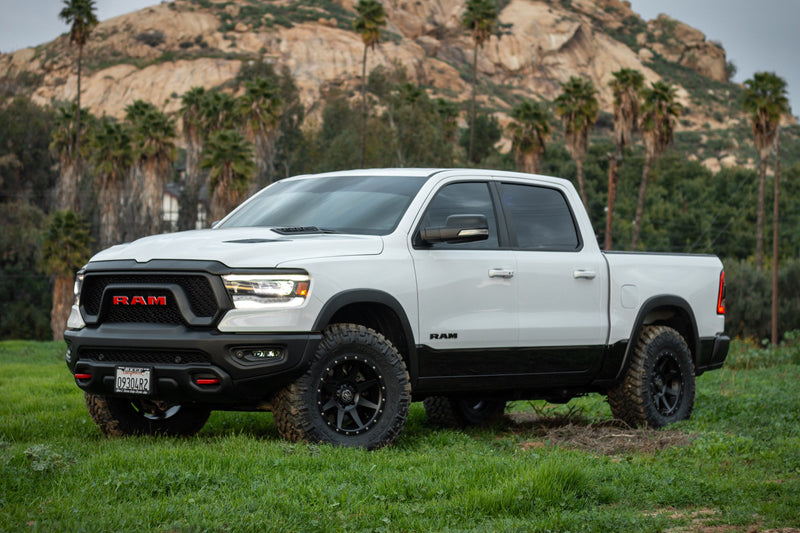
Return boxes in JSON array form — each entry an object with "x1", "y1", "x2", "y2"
[{"x1": 338, "y1": 385, "x2": 355, "y2": 404}]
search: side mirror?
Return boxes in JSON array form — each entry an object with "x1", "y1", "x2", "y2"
[{"x1": 419, "y1": 214, "x2": 489, "y2": 244}]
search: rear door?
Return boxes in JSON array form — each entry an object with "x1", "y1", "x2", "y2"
[{"x1": 498, "y1": 181, "x2": 609, "y2": 374}]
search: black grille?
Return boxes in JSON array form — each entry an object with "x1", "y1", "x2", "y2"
[
  {"x1": 80, "y1": 348, "x2": 210, "y2": 365},
  {"x1": 82, "y1": 274, "x2": 218, "y2": 318},
  {"x1": 103, "y1": 289, "x2": 185, "y2": 324}
]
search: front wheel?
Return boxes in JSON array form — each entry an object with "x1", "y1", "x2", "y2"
[
  {"x1": 85, "y1": 393, "x2": 210, "y2": 437},
  {"x1": 272, "y1": 324, "x2": 411, "y2": 450},
  {"x1": 608, "y1": 325, "x2": 695, "y2": 428}
]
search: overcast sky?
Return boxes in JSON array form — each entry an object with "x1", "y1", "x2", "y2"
[{"x1": 0, "y1": 0, "x2": 797, "y2": 115}]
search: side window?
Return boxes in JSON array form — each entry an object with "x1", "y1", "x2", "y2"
[
  {"x1": 500, "y1": 183, "x2": 580, "y2": 251},
  {"x1": 418, "y1": 182, "x2": 499, "y2": 249}
]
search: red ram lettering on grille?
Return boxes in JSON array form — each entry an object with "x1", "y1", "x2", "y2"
[{"x1": 112, "y1": 296, "x2": 167, "y2": 306}]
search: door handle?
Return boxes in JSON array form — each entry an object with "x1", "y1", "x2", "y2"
[
  {"x1": 573, "y1": 270, "x2": 597, "y2": 279},
  {"x1": 489, "y1": 268, "x2": 515, "y2": 279}
]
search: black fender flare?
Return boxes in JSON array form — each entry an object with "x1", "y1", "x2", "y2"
[
  {"x1": 614, "y1": 295, "x2": 699, "y2": 381},
  {"x1": 312, "y1": 289, "x2": 418, "y2": 381}
]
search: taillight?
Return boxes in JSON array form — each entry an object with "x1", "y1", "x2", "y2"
[{"x1": 716, "y1": 271, "x2": 726, "y2": 315}]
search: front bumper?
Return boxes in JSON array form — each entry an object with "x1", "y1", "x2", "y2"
[{"x1": 64, "y1": 323, "x2": 321, "y2": 407}]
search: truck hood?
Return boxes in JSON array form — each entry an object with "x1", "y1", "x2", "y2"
[{"x1": 90, "y1": 228, "x2": 384, "y2": 268}]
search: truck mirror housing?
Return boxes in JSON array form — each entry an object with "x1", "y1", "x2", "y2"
[{"x1": 419, "y1": 214, "x2": 489, "y2": 244}]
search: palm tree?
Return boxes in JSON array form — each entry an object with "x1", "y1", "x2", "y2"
[
  {"x1": 631, "y1": 81, "x2": 682, "y2": 250},
  {"x1": 435, "y1": 98, "x2": 460, "y2": 145},
  {"x1": 201, "y1": 129, "x2": 256, "y2": 222},
  {"x1": 743, "y1": 72, "x2": 789, "y2": 271},
  {"x1": 41, "y1": 210, "x2": 91, "y2": 340},
  {"x1": 58, "y1": 0, "x2": 98, "y2": 211},
  {"x1": 50, "y1": 104, "x2": 82, "y2": 211},
  {"x1": 771, "y1": 127, "x2": 783, "y2": 345},
  {"x1": 353, "y1": 0, "x2": 386, "y2": 167},
  {"x1": 126, "y1": 101, "x2": 177, "y2": 238},
  {"x1": 238, "y1": 77, "x2": 283, "y2": 190},
  {"x1": 87, "y1": 118, "x2": 133, "y2": 248},
  {"x1": 606, "y1": 68, "x2": 644, "y2": 250},
  {"x1": 201, "y1": 90, "x2": 238, "y2": 134},
  {"x1": 179, "y1": 87, "x2": 206, "y2": 231},
  {"x1": 462, "y1": 0, "x2": 498, "y2": 163},
  {"x1": 508, "y1": 100, "x2": 551, "y2": 174},
  {"x1": 555, "y1": 76, "x2": 598, "y2": 207}
]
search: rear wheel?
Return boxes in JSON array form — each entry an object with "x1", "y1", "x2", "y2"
[
  {"x1": 85, "y1": 393, "x2": 210, "y2": 437},
  {"x1": 273, "y1": 324, "x2": 411, "y2": 450},
  {"x1": 423, "y1": 396, "x2": 506, "y2": 428},
  {"x1": 608, "y1": 325, "x2": 695, "y2": 428}
]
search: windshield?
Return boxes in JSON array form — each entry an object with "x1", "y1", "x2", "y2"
[{"x1": 218, "y1": 175, "x2": 429, "y2": 235}]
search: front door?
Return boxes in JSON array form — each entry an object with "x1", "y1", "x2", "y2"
[{"x1": 410, "y1": 181, "x2": 518, "y2": 379}]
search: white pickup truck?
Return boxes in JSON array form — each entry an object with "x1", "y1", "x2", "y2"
[{"x1": 66, "y1": 168, "x2": 729, "y2": 449}]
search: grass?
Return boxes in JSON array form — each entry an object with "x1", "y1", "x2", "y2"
[{"x1": 1, "y1": 339, "x2": 799, "y2": 531}]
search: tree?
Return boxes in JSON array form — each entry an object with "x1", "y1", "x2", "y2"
[
  {"x1": 631, "y1": 81, "x2": 682, "y2": 250},
  {"x1": 41, "y1": 210, "x2": 91, "y2": 340},
  {"x1": 772, "y1": 128, "x2": 782, "y2": 345},
  {"x1": 353, "y1": 0, "x2": 386, "y2": 167},
  {"x1": 435, "y1": 98, "x2": 460, "y2": 145},
  {"x1": 0, "y1": 201, "x2": 51, "y2": 340},
  {"x1": 58, "y1": 0, "x2": 98, "y2": 211},
  {"x1": 201, "y1": 90, "x2": 238, "y2": 134},
  {"x1": 50, "y1": 104, "x2": 83, "y2": 215},
  {"x1": 0, "y1": 96, "x2": 57, "y2": 212},
  {"x1": 238, "y1": 77, "x2": 283, "y2": 190},
  {"x1": 459, "y1": 112, "x2": 502, "y2": 164},
  {"x1": 201, "y1": 129, "x2": 256, "y2": 222},
  {"x1": 507, "y1": 100, "x2": 551, "y2": 174},
  {"x1": 179, "y1": 87, "x2": 206, "y2": 231},
  {"x1": 555, "y1": 76, "x2": 598, "y2": 207},
  {"x1": 126, "y1": 101, "x2": 176, "y2": 238},
  {"x1": 607, "y1": 68, "x2": 644, "y2": 250},
  {"x1": 87, "y1": 119, "x2": 133, "y2": 248},
  {"x1": 742, "y1": 72, "x2": 789, "y2": 271},
  {"x1": 462, "y1": 0, "x2": 498, "y2": 163}
]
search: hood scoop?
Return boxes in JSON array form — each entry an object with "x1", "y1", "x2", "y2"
[
  {"x1": 224, "y1": 238, "x2": 283, "y2": 244},
  {"x1": 272, "y1": 226, "x2": 337, "y2": 235}
]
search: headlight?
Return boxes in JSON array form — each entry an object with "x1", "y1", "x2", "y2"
[
  {"x1": 222, "y1": 274, "x2": 310, "y2": 309},
  {"x1": 73, "y1": 270, "x2": 85, "y2": 306}
]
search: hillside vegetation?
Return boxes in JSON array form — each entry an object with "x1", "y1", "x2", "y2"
[{"x1": 1, "y1": 0, "x2": 798, "y2": 341}]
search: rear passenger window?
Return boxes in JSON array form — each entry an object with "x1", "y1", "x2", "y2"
[{"x1": 500, "y1": 183, "x2": 580, "y2": 251}]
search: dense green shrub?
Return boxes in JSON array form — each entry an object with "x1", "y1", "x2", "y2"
[{"x1": 724, "y1": 259, "x2": 800, "y2": 341}]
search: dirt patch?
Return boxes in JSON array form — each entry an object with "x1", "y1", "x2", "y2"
[{"x1": 506, "y1": 413, "x2": 694, "y2": 455}]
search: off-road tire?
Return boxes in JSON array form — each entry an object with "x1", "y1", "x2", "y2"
[
  {"x1": 85, "y1": 393, "x2": 210, "y2": 437},
  {"x1": 423, "y1": 396, "x2": 507, "y2": 429},
  {"x1": 272, "y1": 324, "x2": 411, "y2": 450},
  {"x1": 608, "y1": 325, "x2": 695, "y2": 428}
]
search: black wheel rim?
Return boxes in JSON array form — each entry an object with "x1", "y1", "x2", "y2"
[
  {"x1": 131, "y1": 400, "x2": 181, "y2": 421},
  {"x1": 650, "y1": 352, "x2": 684, "y2": 417},
  {"x1": 317, "y1": 355, "x2": 386, "y2": 435},
  {"x1": 461, "y1": 399, "x2": 490, "y2": 414}
]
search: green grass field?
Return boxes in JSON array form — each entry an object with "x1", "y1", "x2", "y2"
[{"x1": 1, "y1": 339, "x2": 799, "y2": 532}]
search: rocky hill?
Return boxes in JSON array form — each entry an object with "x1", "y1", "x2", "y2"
[{"x1": 0, "y1": 0, "x2": 745, "y2": 150}]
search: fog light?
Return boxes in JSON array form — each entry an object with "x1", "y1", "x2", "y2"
[{"x1": 233, "y1": 347, "x2": 285, "y2": 362}]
